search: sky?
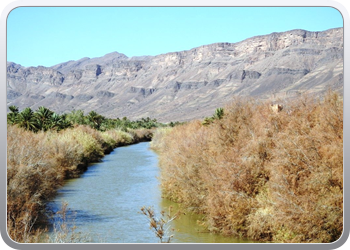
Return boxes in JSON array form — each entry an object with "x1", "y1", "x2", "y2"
[{"x1": 7, "y1": 7, "x2": 344, "y2": 67}]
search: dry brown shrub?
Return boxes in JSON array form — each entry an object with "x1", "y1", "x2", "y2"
[
  {"x1": 156, "y1": 92, "x2": 343, "y2": 243},
  {"x1": 71, "y1": 125, "x2": 105, "y2": 161},
  {"x1": 262, "y1": 92, "x2": 343, "y2": 243},
  {"x1": 7, "y1": 125, "x2": 141, "y2": 242},
  {"x1": 7, "y1": 126, "x2": 64, "y2": 242},
  {"x1": 150, "y1": 127, "x2": 173, "y2": 152},
  {"x1": 157, "y1": 121, "x2": 211, "y2": 212},
  {"x1": 131, "y1": 128, "x2": 154, "y2": 142}
]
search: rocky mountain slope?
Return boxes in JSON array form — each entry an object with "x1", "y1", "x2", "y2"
[{"x1": 7, "y1": 28, "x2": 343, "y2": 122}]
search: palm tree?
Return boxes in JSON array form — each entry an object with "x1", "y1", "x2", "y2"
[
  {"x1": 9, "y1": 105, "x2": 19, "y2": 113},
  {"x1": 17, "y1": 108, "x2": 37, "y2": 131},
  {"x1": 34, "y1": 106, "x2": 54, "y2": 131},
  {"x1": 214, "y1": 107, "x2": 224, "y2": 120},
  {"x1": 66, "y1": 109, "x2": 86, "y2": 125},
  {"x1": 87, "y1": 111, "x2": 104, "y2": 130},
  {"x1": 59, "y1": 114, "x2": 72, "y2": 130},
  {"x1": 202, "y1": 108, "x2": 224, "y2": 126},
  {"x1": 7, "y1": 105, "x2": 19, "y2": 125},
  {"x1": 49, "y1": 113, "x2": 72, "y2": 131}
]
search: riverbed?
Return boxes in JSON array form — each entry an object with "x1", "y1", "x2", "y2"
[{"x1": 46, "y1": 142, "x2": 253, "y2": 243}]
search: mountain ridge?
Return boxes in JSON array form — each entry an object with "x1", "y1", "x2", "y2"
[{"x1": 7, "y1": 27, "x2": 343, "y2": 122}]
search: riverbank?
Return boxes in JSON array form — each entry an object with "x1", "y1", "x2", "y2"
[
  {"x1": 45, "y1": 142, "x2": 252, "y2": 243},
  {"x1": 46, "y1": 142, "x2": 162, "y2": 243},
  {"x1": 151, "y1": 91, "x2": 343, "y2": 243},
  {"x1": 7, "y1": 124, "x2": 153, "y2": 243}
]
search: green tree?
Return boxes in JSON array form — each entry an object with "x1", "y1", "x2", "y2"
[
  {"x1": 17, "y1": 108, "x2": 37, "y2": 131},
  {"x1": 34, "y1": 106, "x2": 54, "y2": 131},
  {"x1": 66, "y1": 110, "x2": 86, "y2": 125},
  {"x1": 50, "y1": 113, "x2": 72, "y2": 131},
  {"x1": 87, "y1": 111, "x2": 105, "y2": 130},
  {"x1": 213, "y1": 107, "x2": 224, "y2": 120},
  {"x1": 7, "y1": 105, "x2": 19, "y2": 125},
  {"x1": 202, "y1": 108, "x2": 224, "y2": 126}
]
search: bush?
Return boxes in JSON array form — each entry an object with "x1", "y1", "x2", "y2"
[
  {"x1": 155, "y1": 91, "x2": 343, "y2": 243},
  {"x1": 149, "y1": 127, "x2": 173, "y2": 152},
  {"x1": 7, "y1": 126, "x2": 64, "y2": 242},
  {"x1": 7, "y1": 124, "x2": 150, "y2": 242}
]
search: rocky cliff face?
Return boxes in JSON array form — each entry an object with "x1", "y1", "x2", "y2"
[{"x1": 7, "y1": 28, "x2": 343, "y2": 122}]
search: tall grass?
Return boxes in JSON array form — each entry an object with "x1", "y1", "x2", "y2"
[
  {"x1": 153, "y1": 91, "x2": 343, "y2": 243},
  {"x1": 7, "y1": 125, "x2": 152, "y2": 243}
]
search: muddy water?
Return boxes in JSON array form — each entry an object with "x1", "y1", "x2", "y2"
[{"x1": 47, "y1": 142, "x2": 253, "y2": 243}]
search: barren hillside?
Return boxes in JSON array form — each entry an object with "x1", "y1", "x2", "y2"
[{"x1": 7, "y1": 28, "x2": 343, "y2": 122}]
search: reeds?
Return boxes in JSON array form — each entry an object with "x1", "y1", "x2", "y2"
[{"x1": 153, "y1": 91, "x2": 343, "y2": 243}]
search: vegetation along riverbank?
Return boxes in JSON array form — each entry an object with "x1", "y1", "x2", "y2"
[
  {"x1": 151, "y1": 91, "x2": 343, "y2": 243},
  {"x1": 6, "y1": 91, "x2": 343, "y2": 243},
  {"x1": 6, "y1": 107, "x2": 167, "y2": 243}
]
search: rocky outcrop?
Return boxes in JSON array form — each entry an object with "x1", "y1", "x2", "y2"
[{"x1": 7, "y1": 28, "x2": 343, "y2": 122}]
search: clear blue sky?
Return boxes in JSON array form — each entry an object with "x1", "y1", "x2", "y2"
[{"x1": 7, "y1": 7, "x2": 343, "y2": 67}]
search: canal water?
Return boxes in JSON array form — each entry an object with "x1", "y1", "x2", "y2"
[{"x1": 46, "y1": 142, "x2": 253, "y2": 243}]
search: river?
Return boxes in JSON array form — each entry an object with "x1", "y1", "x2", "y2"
[{"x1": 46, "y1": 142, "x2": 253, "y2": 243}]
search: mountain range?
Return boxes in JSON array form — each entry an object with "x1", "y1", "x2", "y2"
[{"x1": 7, "y1": 27, "x2": 343, "y2": 122}]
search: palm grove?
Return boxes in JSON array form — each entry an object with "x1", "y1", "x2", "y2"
[{"x1": 7, "y1": 105, "x2": 164, "y2": 132}]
